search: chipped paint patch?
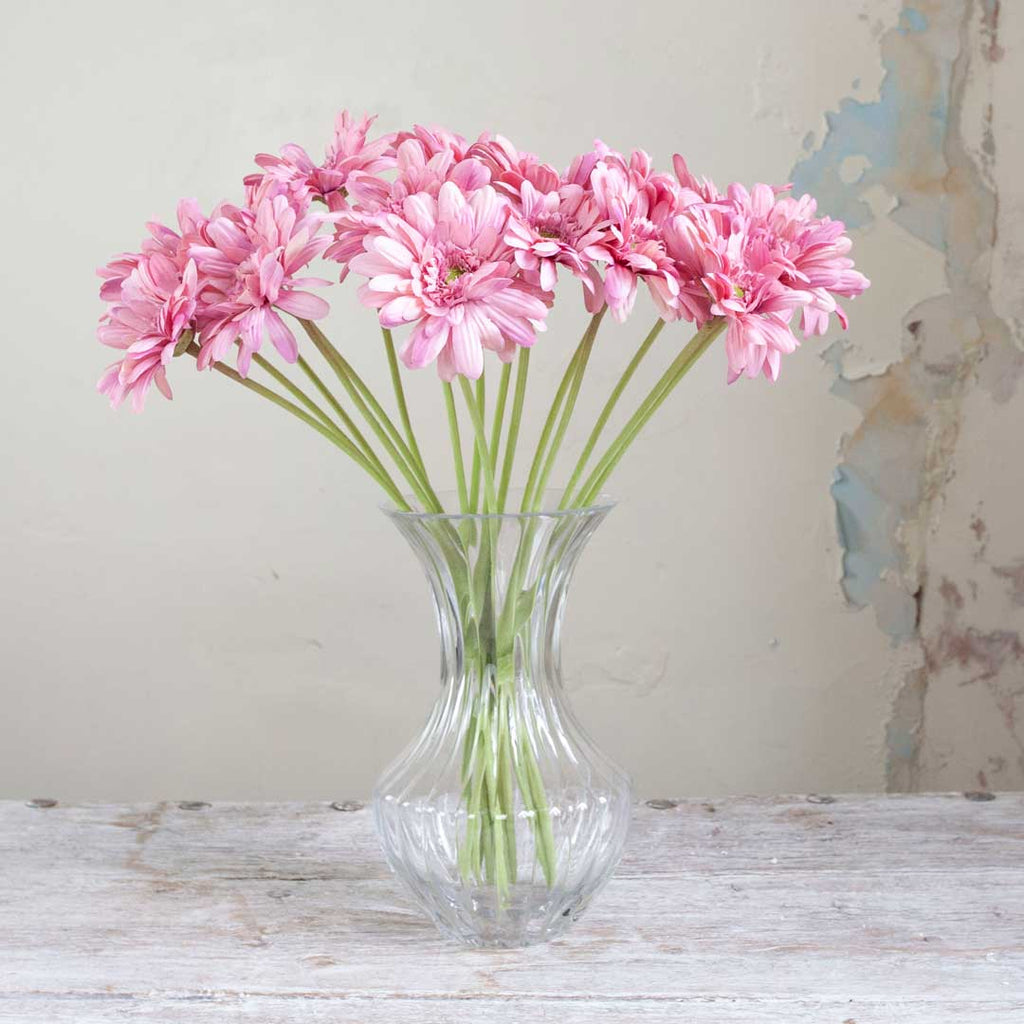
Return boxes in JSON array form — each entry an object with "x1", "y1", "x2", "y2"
[{"x1": 992, "y1": 562, "x2": 1024, "y2": 606}]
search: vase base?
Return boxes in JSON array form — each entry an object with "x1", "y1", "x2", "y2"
[{"x1": 412, "y1": 881, "x2": 595, "y2": 948}]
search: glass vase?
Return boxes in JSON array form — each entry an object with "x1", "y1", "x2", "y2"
[{"x1": 372, "y1": 497, "x2": 632, "y2": 948}]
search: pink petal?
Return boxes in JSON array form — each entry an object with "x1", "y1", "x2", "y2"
[
  {"x1": 379, "y1": 295, "x2": 424, "y2": 326},
  {"x1": 372, "y1": 236, "x2": 416, "y2": 270},
  {"x1": 401, "y1": 317, "x2": 448, "y2": 370},
  {"x1": 275, "y1": 290, "x2": 330, "y2": 319},
  {"x1": 539, "y1": 260, "x2": 558, "y2": 292},
  {"x1": 266, "y1": 310, "x2": 298, "y2": 362},
  {"x1": 450, "y1": 316, "x2": 483, "y2": 379},
  {"x1": 153, "y1": 366, "x2": 174, "y2": 400}
]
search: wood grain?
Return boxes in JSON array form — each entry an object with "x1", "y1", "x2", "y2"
[{"x1": 1, "y1": 795, "x2": 1022, "y2": 1022}]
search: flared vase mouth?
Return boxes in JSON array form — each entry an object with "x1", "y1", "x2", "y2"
[{"x1": 381, "y1": 488, "x2": 615, "y2": 522}]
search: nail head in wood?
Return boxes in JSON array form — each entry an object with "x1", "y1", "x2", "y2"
[
  {"x1": 963, "y1": 790, "x2": 996, "y2": 802},
  {"x1": 806, "y1": 794, "x2": 836, "y2": 804},
  {"x1": 645, "y1": 798, "x2": 678, "y2": 810},
  {"x1": 177, "y1": 801, "x2": 211, "y2": 811},
  {"x1": 330, "y1": 800, "x2": 364, "y2": 812},
  {"x1": 26, "y1": 798, "x2": 57, "y2": 809}
]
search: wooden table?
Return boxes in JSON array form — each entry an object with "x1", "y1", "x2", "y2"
[{"x1": 1, "y1": 794, "x2": 1021, "y2": 1022}]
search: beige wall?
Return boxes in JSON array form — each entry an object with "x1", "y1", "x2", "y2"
[{"x1": 2, "y1": 0, "x2": 1022, "y2": 800}]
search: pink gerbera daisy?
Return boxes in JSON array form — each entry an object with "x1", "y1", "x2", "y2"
[
  {"x1": 466, "y1": 134, "x2": 560, "y2": 197},
  {"x1": 189, "y1": 187, "x2": 333, "y2": 376},
  {"x1": 586, "y1": 151, "x2": 682, "y2": 323},
  {"x1": 350, "y1": 182, "x2": 549, "y2": 380},
  {"x1": 665, "y1": 181, "x2": 869, "y2": 382},
  {"x1": 326, "y1": 135, "x2": 490, "y2": 275},
  {"x1": 247, "y1": 110, "x2": 396, "y2": 210},
  {"x1": 96, "y1": 199, "x2": 213, "y2": 409},
  {"x1": 503, "y1": 179, "x2": 606, "y2": 293},
  {"x1": 97, "y1": 256, "x2": 199, "y2": 410}
]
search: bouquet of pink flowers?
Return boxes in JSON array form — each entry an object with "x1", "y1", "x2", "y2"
[
  {"x1": 96, "y1": 110, "x2": 868, "y2": 944},
  {"x1": 97, "y1": 110, "x2": 867, "y2": 517}
]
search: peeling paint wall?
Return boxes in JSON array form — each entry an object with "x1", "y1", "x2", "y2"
[
  {"x1": 794, "y1": 1, "x2": 1024, "y2": 791},
  {"x1": 1, "y1": 0, "x2": 1022, "y2": 799}
]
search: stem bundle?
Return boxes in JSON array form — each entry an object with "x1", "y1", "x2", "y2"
[{"x1": 191, "y1": 310, "x2": 725, "y2": 894}]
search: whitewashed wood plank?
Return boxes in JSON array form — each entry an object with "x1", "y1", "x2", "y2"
[
  {"x1": 0, "y1": 795, "x2": 1021, "y2": 1021},
  {"x1": 4, "y1": 794, "x2": 1022, "y2": 879},
  {"x1": 2, "y1": 995, "x2": 1024, "y2": 1023},
  {"x1": 3, "y1": 874, "x2": 1021, "y2": 999}
]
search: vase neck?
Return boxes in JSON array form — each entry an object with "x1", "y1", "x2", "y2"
[{"x1": 388, "y1": 506, "x2": 611, "y2": 694}]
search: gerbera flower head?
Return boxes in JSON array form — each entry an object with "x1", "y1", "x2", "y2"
[
  {"x1": 391, "y1": 123, "x2": 471, "y2": 162},
  {"x1": 664, "y1": 181, "x2": 869, "y2": 382},
  {"x1": 189, "y1": 188, "x2": 333, "y2": 376},
  {"x1": 466, "y1": 134, "x2": 560, "y2": 197},
  {"x1": 503, "y1": 179, "x2": 607, "y2": 293},
  {"x1": 96, "y1": 200, "x2": 213, "y2": 410},
  {"x1": 349, "y1": 181, "x2": 549, "y2": 381},
  {"x1": 326, "y1": 133, "x2": 490, "y2": 275},
  {"x1": 672, "y1": 154, "x2": 723, "y2": 206},
  {"x1": 246, "y1": 110, "x2": 396, "y2": 211},
  {"x1": 97, "y1": 253, "x2": 199, "y2": 411},
  {"x1": 586, "y1": 150, "x2": 681, "y2": 323}
]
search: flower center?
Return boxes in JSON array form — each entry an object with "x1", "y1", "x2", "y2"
[{"x1": 419, "y1": 243, "x2": 483, "y2": 306}]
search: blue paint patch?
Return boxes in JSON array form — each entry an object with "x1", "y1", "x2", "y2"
[
  {"x1": 831, "y1": 465, "x2": 897, "y2": 608},
  {"x1": 832, "y1": 462, "x2": 921, "y2": 640},
  {"x1": 803, "y1": 5, "x2": 961, "y2": 642},
  {"x1": 886, "y1": 723, "x2": 918, "y2": 762},
  {"x1": 899, "y1": 6, "x2": 928, "y2": 34},
  {"x1": 789, "y1": 3, "x2": 950, "y2": 250}
]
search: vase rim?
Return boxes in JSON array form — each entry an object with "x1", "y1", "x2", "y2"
[{"x1": 381, "y1": 489, "x2": 615, "y2": 522}]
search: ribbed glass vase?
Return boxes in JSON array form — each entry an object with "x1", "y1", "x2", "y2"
[{"x1": 372, "y1": 496, "x2": 632, "y2": 948}]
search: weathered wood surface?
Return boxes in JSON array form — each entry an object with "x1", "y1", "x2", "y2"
[{"x1": 1, "y1": 794, "x2": 1022, "y2": 1022}]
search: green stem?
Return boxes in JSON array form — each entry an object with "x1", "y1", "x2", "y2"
[
  {"x1": 468, "y1": 374, "x2": 485, "y2": 514},
  {"x1": 560, "y1": 318, "x2": 665, "y2": 509},
  {"x1": 250, "y1": 353, "x2": 339, "y2": 437},
  {"x1": 299, "y1": 320, "x2": 440, "y2": 511},
  {"x1": 442, "y1": 382, "x2": 470, "y2": 513},
  {"x1": 497, "y1": 349, "x2": 530, "y2": 512},
  {"x1": 529, "y1": 306, "x2": 605, "y2": 511},
  {"x1": 465, "y1": 703, "x2": 489, "y2": 883},
  {"x1": 481, "y1": 686, "x2": 509, "y2": 898},
  {"x1": 458, "y1": 376, "x2": 497, "y2": 513},
  {"x1": 458, "y1": 377, "x2": 505, "y2": 889},
  {"x1": 520, "y1": 309, "x2": 605, "y2": 512},
  {"x1": 488, "y1": 361, "x2": 512, "y2": 476},
  {"x1": 576, "y1": 318, "x2": 725, "y2": 507},
  {"x1": 381, "y1": 327, "x2": 427, "y2": 480},
  {"x1": 294, "y1": 354, "x2": 394, "y2": 481},
  {"x1": 496, "y1": 686, "x2": 517, "y2": 880},
  {"x1": 189, "y1": 345, "x2": 409, "y2": 509},
  {"x1": 519, "y1": 727, "x2": 556, "y2": 886}
]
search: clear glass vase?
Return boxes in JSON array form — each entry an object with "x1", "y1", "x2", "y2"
[{"x1": 372, "y1": 497, "x2": 632, "y2": 948}]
